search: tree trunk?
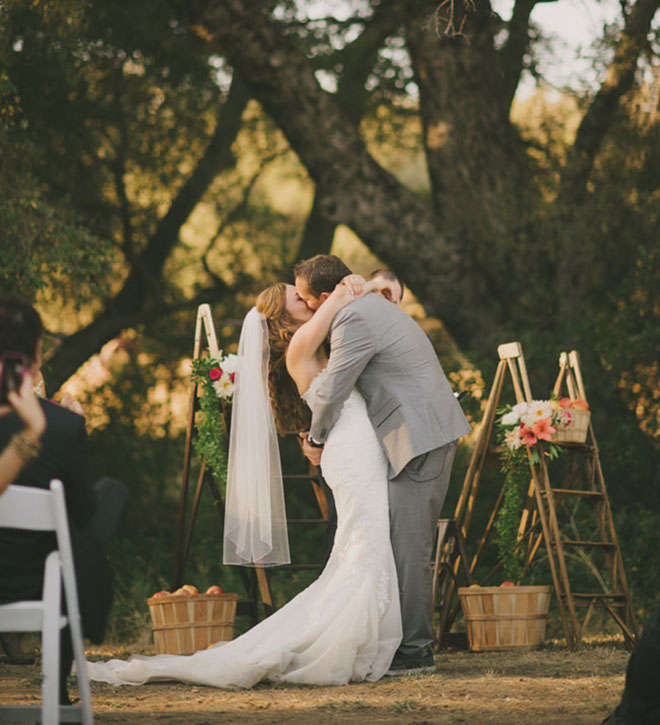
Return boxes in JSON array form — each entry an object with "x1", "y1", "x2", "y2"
[
  {"x1": 405, "y1": 0, "x2": 539, "y2": 344},
  {"x1": 176, "y1": 0, "x2": 474, "y2": 343}
]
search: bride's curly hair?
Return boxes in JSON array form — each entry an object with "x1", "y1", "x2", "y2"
[{"x1": 256, "y1": 283, "x2": 310, "y2": 436}]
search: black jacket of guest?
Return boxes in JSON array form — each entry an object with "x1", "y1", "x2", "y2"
[{"x1": 0, "y1": 398, "x2": 108, "y2": 640}]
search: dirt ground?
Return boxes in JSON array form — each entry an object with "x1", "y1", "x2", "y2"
[{"x1": 1, "y1": 637, "x2": 627, "y2": 724}]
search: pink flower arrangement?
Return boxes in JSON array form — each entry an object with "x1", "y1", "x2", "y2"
[
  {"x1": 532, "y1": 417, "x2": 555, "y2": 442},
  {"x1": 499, "y1": 398, "x2": 589, "y2": 451}
]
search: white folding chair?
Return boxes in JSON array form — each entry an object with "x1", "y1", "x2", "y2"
[{"x1": 0, "y1": 480, "x2": 94, "y2": 724}]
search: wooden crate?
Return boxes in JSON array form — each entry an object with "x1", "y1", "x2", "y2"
[
  {"x1": 147, "y1": 592, "x2": 239, "y2": 655},
  {"x1": 458, "y1": 585, "x2": 552, "y2": 651},
  {"x1": 552, "y1": 408, "x2": 590, "y2": 444}
]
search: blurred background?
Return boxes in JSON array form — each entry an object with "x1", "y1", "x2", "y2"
[{"x1": 1, "y1": 0, "x2": 659, "y2": 643}]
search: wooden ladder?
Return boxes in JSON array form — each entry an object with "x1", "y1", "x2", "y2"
[
  {"x1": 523, "y1": 350, "x2": 637, "y2": 648},
  {"x1": 173, "y1": 304, "x2": 331, "y2": 619},
  {"x1": 436, "y1": 342, "x2": 637, "y2": 650},
  {"x1": 432, "y1": 518, "x2": 472, "y2": 649}
]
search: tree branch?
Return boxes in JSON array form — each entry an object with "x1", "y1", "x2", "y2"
[
  {"x1": 295, "y1": 1, "x2": 407, "y2": 262},
  {"x1": 553, "y1": 0, "x2": 659, "y2": 320},
  {"x1": 499, "y1": 0, "x2": 551, "y2": 110},
  {"x1": 45, "y1": 76, "x2": 251, "y2": 391},
  {"x1": 558, "y1": 0, "x2": 660, "y2": 204},
  {"x1": 173, "y1": 0, "x2": 463, "y2": 332}
]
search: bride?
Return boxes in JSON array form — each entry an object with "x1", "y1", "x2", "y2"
[{"x1": 88, "y1": 277, "x2": 402, "y2": 688}]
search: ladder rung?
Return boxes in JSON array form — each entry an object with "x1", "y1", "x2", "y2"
[
  {"x1": 554, "y1": 539, "x2": 614, "y2": 548},
  {"x1": 282, "y1": 474, "x2": 320, "y2": 480},
  {"x1": 544, "y1": 488, "x2": 603, "y2": 497},
  {"x1": 566, "y1": 592, "x2": 626, "y2": 599},
  {"x1": 287, "y1": 518, "x2": 327, "y2": 524}
]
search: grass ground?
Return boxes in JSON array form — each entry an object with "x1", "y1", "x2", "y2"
[{"x1": 1, "y1": 635, "x2": 626, "y2": 724}]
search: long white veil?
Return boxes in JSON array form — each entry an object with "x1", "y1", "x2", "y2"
[{"x1": 223, "y1": 307, "x2": 290, "y2": 566}]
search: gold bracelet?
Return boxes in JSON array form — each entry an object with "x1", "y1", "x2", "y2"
[{"x1": 10, "y1": 431, "x2": 42, "y2": 463}]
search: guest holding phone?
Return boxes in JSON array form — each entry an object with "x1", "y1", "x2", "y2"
[
  {"x1": 0, "y1": 295, "x2": 128, "y2": 702},
  {"x1": 0, "y1": 366, "x2": 46, "y2": 496},
  {"x1": 0, "y1": 363, "x2": 46, "y2": 664}
]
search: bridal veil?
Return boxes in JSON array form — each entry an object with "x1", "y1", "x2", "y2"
[{"x1": 223, "y1": 307, "x2": 290, "y2": 566}]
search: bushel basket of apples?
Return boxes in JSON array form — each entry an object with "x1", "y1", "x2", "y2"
[{"x1": 147, "y1": 584, "x2": 239, "y2": 655}]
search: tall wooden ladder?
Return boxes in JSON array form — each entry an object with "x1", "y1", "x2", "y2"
[
  {"x1": 173, "y1": 304, "x2": 331, "y2": 619},
  {"x1": 434, "y1": 342, "x2": 538, "y2": 647},
  {"x1": 522, "y1": 350, "x2": 637, "y2": 649},
  {"x1": 434, "y1": 342, "x2": 637, "y2": 650}
]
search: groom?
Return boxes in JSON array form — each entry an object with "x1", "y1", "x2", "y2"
[{"x1": 295, "y1": 254, "x2": 471, "y2": 674}]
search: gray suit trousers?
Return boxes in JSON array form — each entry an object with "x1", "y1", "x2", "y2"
[{"x1": 388, "y1": 441, "x2": 457, "y2": 657}]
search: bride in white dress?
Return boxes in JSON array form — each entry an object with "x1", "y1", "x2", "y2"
[{"x1": 88, "y1": 279, "x2": 402, "y2": 688}]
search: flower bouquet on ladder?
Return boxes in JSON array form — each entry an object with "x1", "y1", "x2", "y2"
[
  {"x1": 191, "y1": 351, "x2": 238, "y2": 493},
  {"x1": 495, "y1": 396, "x2": 590, "y2": 582}
]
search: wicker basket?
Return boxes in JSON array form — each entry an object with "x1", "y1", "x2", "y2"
[
  {"x1": 551, "y1": 408, "x2": 590, "y2": 444},
  {"x1": 458, "y1": 585, "x2": 552, "y2": 652},
  {"x1": 147, "y1": 592, "x2": 239, "y2": 655}
]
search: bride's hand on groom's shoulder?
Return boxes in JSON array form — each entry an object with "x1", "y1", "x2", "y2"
[{"x1": 339, "y1": 274, "x2": 365, "y2": 297}]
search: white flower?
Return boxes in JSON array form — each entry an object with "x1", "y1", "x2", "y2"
[
  {"x1": 505, "y1": 427, "x2": 523, "y2": 450},
  {"x1": 512, "y1": 401, "x2": 528, "y2": 417},
  {"x1": 501, "y1": 410, "x2": 520, "y2": 426},
  {"x1": 221, "y1": 353, "x2": 238, "y2": 374},
  {"x1": 520, "y1": 400, "x2": 553, "y2": 428},
  {"x1": 213, "y1": 373, "x2": 235, "y2": 400}
]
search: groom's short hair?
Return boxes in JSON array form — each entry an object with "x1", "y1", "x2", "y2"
[{"x1": 294, "y1": 255, "x2": 352, "y2": 297}]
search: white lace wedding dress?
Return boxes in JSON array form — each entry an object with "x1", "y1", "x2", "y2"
[{"x1": 87, "y1": 376, "x2": 402, "y2": 688}]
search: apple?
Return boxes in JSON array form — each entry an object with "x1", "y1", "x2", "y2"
[
  {"x1": 501, "y1": 581, "x2": 515, "y2": 587},
  {"x1": 572, "y1": 398, "x2": 589, "y2": 410},
  {"x1": 173, "y1": 587, "x2": 191, "y2": 596},
  {"x1": 152, "y1": 590, "x2": 170, "y2": 598},
  {"x1": 206, "y1": 585, "x2": 223, "y2": 595},
  {"x1": 182, "y1": 584, "x2": 199, "y2": 595}
]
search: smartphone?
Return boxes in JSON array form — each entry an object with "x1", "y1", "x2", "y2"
[{"x1": 0, "y1": 353, "x2": 27, "y2": 405}]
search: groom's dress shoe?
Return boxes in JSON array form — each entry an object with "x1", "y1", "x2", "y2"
[{"x1": 385, "y1": 648, "x2": 435, "y2": 676}]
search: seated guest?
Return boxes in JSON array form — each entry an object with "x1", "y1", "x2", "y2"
[
  {"x1": 0, "y1": 370, "x2": 46, "y2": 664},
  {"x1": 0, "y1": 295, "x2": 128, "y2": 704},
  {"x1": 0, "y1": 368, "x2": 46, "y2": 496}
]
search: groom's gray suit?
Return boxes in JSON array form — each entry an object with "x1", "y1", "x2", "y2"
[{"x1": 308, "y1": 293, "x2": 471, "y2": 658}]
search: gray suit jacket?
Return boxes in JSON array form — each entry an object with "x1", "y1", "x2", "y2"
[{"x1": 308, "y1": 294, "x2": 471, "y2": 477}]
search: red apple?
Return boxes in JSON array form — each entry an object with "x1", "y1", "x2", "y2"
[
  {"x1": 182, "y1": 584, "x2": 199, "y2": 595},
  {"x1": 173, "y1": 587, "x2": 190, "y2": 596},
  {"x1": 152, "y1": 590, "x2": 170, "y2": 598},
  {"x1": 501, "y1": 581, "x2": 515, "y2": 587},
  {"x1": 206, "y1": 585, "x2": 223, "y2": 595}
]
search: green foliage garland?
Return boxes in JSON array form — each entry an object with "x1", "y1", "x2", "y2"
[
  {"x1": 494, "y1": 445, "x2": 529, "y2": 583},
  {"x1": 191, "y1": 356, "x2": 233, "y2": 493}
]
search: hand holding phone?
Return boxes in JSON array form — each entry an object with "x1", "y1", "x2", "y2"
[{"x1": 0, "y1": 353, "x2": 27, "y2": 406}]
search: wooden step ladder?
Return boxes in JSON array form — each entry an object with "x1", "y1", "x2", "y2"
[
  {"x1": 173, "y1": 304, "x2": 331, "y2": 620},
  {"x1": 436, "y1": 342, "x2": 637, "y2": 650},
  {"x1": 524, "y1": 350, "x2": 637, "y2": 648},
  {"x1": 432, "y1": 518, "x2": 472, "y2": 649}
]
